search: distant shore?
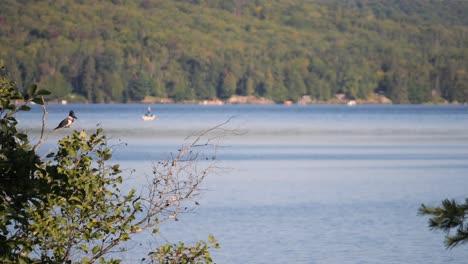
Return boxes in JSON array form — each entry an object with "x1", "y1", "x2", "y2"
[{"x1": 32, "y1": 94, "x2": 464, "y2": 106}]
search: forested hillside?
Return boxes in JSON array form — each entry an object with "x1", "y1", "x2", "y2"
[{"x1": 0, "y1": 0, "x2": 467, "y2": 103}]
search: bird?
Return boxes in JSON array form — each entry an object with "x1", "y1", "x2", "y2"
[{"x1": 54, "y1": 110, "x2": 78, "y2": 130}]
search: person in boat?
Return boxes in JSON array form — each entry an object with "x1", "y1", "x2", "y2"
[
  {"x1": 142, "y1": 106, "x2": 156, "y2": 120},
  {"x1": 145, "y1": 106, "x2": 152, "y2": 116}
]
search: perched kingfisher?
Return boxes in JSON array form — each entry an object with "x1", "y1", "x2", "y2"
[{"x1": 54, "y1": 110, "x2": 78, "y2": 130}]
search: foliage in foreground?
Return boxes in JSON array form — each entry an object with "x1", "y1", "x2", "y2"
[
  {"x1": 419, "y1": 199, "x2": 468, "y2": 249},
  {"x1": 0, "y1": 64, "x2": 220, "y2": 263},
  {"x1": 149, "y1": 235, "x2": 220, "y2": 264}
]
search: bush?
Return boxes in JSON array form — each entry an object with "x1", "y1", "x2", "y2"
[{"x1": 0, "y1": 63, "x2": 220, "y2": 263}]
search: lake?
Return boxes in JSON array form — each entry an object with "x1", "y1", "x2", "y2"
[{"x1": 19, "y1": 104, "x2": 468, "y2": 263}]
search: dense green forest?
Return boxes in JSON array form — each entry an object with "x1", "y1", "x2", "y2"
[{"x1": 0, "y1": 0, "x2": 467, "y2": 103}]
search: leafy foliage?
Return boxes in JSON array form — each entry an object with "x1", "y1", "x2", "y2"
[
  {"x1": 0, "y1": 62, "x2": 52, "y2": 261},
  {"x1": 419, "y1": 199, "x2": 468, "y2": 248},
  {"x1": 0, "y1": 0, "x2": 467, "y2": 103},
  {"x1": 0, "y1": 67, "x2": 219, "y2": 263},
  {"x1": 147, "y1": 235, "x2": 220, "y2": 264}
]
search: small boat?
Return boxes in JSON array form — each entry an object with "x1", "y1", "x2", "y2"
[
  {"x1": 142, "y1": 106, "x2": 156, "y2": 121},
  {"x1": 142, "y1": 114, "x2": 156, "y2": 121}
]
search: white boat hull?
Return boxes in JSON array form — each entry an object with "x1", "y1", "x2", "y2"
[{"x1": 142, "y1": 115, "x2": 156, "y2": 121}]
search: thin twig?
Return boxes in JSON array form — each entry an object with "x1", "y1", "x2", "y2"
[
  {"x1": 88, "y1": 118, "x2": 237, "y2": 262},
  {"x1": 32, "y1": 96, "x2": 47, "y2": 153}
]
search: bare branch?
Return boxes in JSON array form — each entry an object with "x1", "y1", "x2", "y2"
[
  {"x1": 83, "y1": 118, "x2": 237, "y2": 262},
  {"x1": 128, "y1": 119, "x2": 236, "y2": 233},
  {"x1": 186, "y1": 116, "x2": 237, "y2": 146},
  {"x1": 32, "y1": 96, "x2": 47, "y2": 153}
]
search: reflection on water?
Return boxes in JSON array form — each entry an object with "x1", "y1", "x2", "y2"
[{"x1": 19, "y1": 104, "x2": 468, "y2": 263}]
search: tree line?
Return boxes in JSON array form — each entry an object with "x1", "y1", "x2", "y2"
[{"x1": 0, "y1": 0, "x2": 467, "y2": 103}]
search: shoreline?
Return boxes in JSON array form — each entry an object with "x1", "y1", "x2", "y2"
[
  {"x1": 20, "y1": 95, "x2": 464, "y2": 106},
  {"x1": 37, "y1": 100, "x2": 464, "y2": 106}
]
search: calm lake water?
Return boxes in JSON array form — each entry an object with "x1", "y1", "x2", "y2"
[{"x1": 19, "y1": 104, "x2": 468, "y2": 263}]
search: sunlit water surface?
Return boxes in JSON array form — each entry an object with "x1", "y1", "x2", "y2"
[{"x1": 19, "y1": 104, "x2": 468, "y2": 263}]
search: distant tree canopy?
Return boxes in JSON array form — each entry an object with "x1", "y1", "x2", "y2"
[{"x1": 0, "y1": 0, "x2": 467, "y2": 103}]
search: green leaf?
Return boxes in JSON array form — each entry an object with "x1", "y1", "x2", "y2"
[
  {"x1": 103, "y1": 153, "x2": 112, "y2": 160},
  {"x1": 92, "y1": 245, "x2": 100, "y2": 255},
  {"x1": 163, "y1": 244, "x2": 171, "y2": 253},
  {"x1": 10, "y1": 93, "x2": 22, "y2": 100},
  {"x1": 78, "y1": 244, "x2": 89, "y2": 253},
  {"x1": 27, "y1": 84, "x2": 37, "y2": 97},
  {"x1": 6, "y1": 104, "x2": 16, "y2": 111},
  {"x1": 208, "y1": 235, "x2": 216, "y2": 243},
  {"x1": 16, "y1": 133, "x2": 27, "y2": 141},
  {"x1": 18, "y1": 105, "x2": 31, "y2": 111},
  {"x1": 69, "y1": 196, "x2": 82, "y2": 204},
  {"x1": 36, "y1": 89, "x2": 51, "y2": 96},
  {"x1": 32, "y1": 97, "x2": 44, "y2": 105},
  {"x1": 121, "y1": 233, "x2": 130, "y2": 241}
]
